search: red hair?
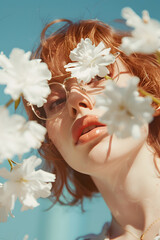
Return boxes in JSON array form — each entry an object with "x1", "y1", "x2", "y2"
[{"x1": 24, "y1": 19, "x2": 160, "y2": 206}]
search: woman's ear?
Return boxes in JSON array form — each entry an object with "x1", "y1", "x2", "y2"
[{"x1": 153, "y1": 106, "x2": 160, "y2": 117}]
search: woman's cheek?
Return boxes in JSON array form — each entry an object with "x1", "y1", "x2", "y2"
[
  {"x1": 46, "y1": 117, "x2": 69, "y2": 154},
  {"x1": 141, "y1": 123, "x2": 149, "y2": 139},
  {"x1": 46, "y1": 119, "x2": 62, "y2": 143}
]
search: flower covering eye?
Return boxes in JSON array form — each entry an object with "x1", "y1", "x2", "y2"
[
  {"x1": 89, "y1": 75, "x2": 106, "y2": 83},
  {"x1": 64, "y1": 38, "x2": 116, "y2": 84}
]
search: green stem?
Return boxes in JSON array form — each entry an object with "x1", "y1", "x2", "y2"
[
  {"x1": 5, "y1": 99, "x2": 14, "y2": 108},
  {"x1": 7, "y1": 159, "x2": 17, "y2": 171},
  {"x1": 105, "y1": 75, "x2": 112, "y2": 80},
  {"x1": 8, "y1": 159, "x2": 14, "y2": 171},
  {"x1": 106, "y1": 74, "x2": 160, "y2": 106},
  {"x1": 138, "y1": 87, "x2": 160, "y2": 105},
  {"x1": 11, "y1": 159, "x2": 17, "y2": 165}
]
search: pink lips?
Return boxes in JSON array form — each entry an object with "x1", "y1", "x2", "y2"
[{"x1": 72, "y1": 115, "x2": 107, "y2": 145}]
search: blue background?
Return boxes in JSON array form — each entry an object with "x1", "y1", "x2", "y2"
[{"x1": 0, "y1": 0, "x2": 159, "y2": 239}]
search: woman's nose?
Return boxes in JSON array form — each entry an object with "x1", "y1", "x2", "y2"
[{"x1": 67, "y1": 87, "x2": 95, "y2": 118}]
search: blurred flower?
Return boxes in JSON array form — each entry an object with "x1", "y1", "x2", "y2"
[
  {"x1": 23, "y1": 235, "x2": 37, "y2": 240},
  {"x1": 21, "y1": 120, "x2": 47, "y2": 149},
  {"x1": 154, "y1": 232, "x2": 160, "y2": 240},
  {"x1": 0, "y1": 48, "x2": 51, "y2": 107},
  {"x1": 0, "y1": 106, "x2": 46, "y2": 162},
  {"x1": 154, "y1": 236, "x2": 160, "y2": 240},
  {"x1": 119, "y1": 7, "x2": 160, "y2": 55},
  {"x1": 64, "y1": 38, "x2": 116, "y2": 83},
  {"x1": 95, "y1": 77, "x2": 154, "y2": 138},
  {"x1": 0, "y1": 156, "x2": 56, "y2": 215},
  {"x1": 0, "y1": 183, "x2": 15, "y2": 222},
  {"x1": 23, "y1": 236, "x2": 29, "y2": 240},
  {"x1": 154, "y1": 229, "x2": 160, "y2": 240}
]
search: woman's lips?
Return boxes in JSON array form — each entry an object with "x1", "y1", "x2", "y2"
[
  {"x1": 72, "y1": 115, "x2": 107, "y2": 145},
  {"x1": 78, "y1": 126, "x2": 107, "y2": 144}
]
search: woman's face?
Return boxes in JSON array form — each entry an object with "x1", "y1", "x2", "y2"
[{"x1": 45, "y1": 59, "x2": 148, "y2": 177}]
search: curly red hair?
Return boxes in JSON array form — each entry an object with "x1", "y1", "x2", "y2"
[{"x1": 24, "y1": 19, "x2": 160, "y2": 206}]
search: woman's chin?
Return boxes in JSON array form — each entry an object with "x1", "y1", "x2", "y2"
[
  {"x1": 87, "y1": 136, "x2": 112, "y2": 165},
  {"x1": 87, "y1": 130, "x2": 148, "y2": 168}
]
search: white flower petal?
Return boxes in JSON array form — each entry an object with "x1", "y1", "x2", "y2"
[
  {"x1": 64, "y1": 38, "x2": 116, "y2": 83},
  {"x1": 131, "y1": 124, "x2": 141, "y2": 139},
  {"x1": 24, "y1": 156, "x2": 42, "y2": 172},
  {"x1": 33, "y1": 170, "x2": 56, "y2": 182},
  {"x1": 0, "y1": 168, "x2": 11, "y2": 179},
  {"x1": 9, "y1": 48, "x2": 31, "y2": 65},
  {"x1": 96, "y1": 77, "x2": 154, "y2": 138},
  {"x1": 0, "y1": 184, "x2": 16, "y2": 222},
  {"x1": 0, "y1": 107, "x2": 46, "y2": 162},
  {"x1": 120, "y1": 8, "x2": 160, "y2": 54},
  {"x1": 20, "y1": 194, "x2": 39, "y2": 211},
  {"x1": 0, "y1": 156, "x2": 55, "y2": 212},
  {"x1": 0, "y1": 48, "x2": 51, "y2": 106},
  {"x1": 0, "y1": 52, "x2": 12, "y2": 69},
  {"x1": 94, "y1": 41, "x2": 106, "y2": 55},
  {"x1": 23, "y1": 235, "x2": 29, "y2": 240},
  {"x1": 121, "y1": 7, "x2": 142, "y2": 27}
]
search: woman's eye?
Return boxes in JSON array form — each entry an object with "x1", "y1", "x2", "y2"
[
  {"x1": 88, "y1": 75, "x2": 107, "y2": 86},
  {"x1": 48, "y1": 98, "x2": 66, "y2": 111},
  {"x1": 94, "y1": 76, "x2": 105, "y2": 81},
  {"x1": 88, "y1": 76, "x2": 103, "y2": 84}
]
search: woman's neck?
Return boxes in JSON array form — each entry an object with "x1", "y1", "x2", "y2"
[{"x1": 92, "y1": 143, "x2": 160, "y2": 240}]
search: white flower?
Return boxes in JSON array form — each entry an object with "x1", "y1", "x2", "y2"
[
  {"x1": 21, "y1": 120, "x2": 47, "y2": 150},
  {"x1": 154, "y1": 236, "x2": 160, "y2": 240},
  {"x1": 0, "y1": 106, "x2": 46, "y2": 162},
  {"x1": 64, "y1": 38, "x2": 116, "y2": 83},
  {"x1": 23, "y1": 236, "x2": 37, "y2": 240},
  {"x1": 119, "y1": 8, "x2": 160, "y2": 55},
  {"x1": 154, "y1": 230, "x2": 160, "y2": 240},
  {"x1": 95, "y1": 77, "x2": 154, "y2": 138},
  {"x1": 0, "y1": 156, "x2": 56, "y2": 213},
  {"x1": 0, "y1": 183, "x2": 15, "y2": 222},
  {"x1": 23, "y1": 236, "x2": 29, "y2": 240},
  {"x1": 0, "y1": 48, "x2": 52, "y2": 107}
]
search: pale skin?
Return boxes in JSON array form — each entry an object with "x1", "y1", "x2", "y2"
[{"x1": 45, "y1": 58, "x2": 160, "y2": 240}]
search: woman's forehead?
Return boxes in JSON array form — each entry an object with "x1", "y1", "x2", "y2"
[{"x1": 113, "y1": 58, "x2": 130, "y2": 75}]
